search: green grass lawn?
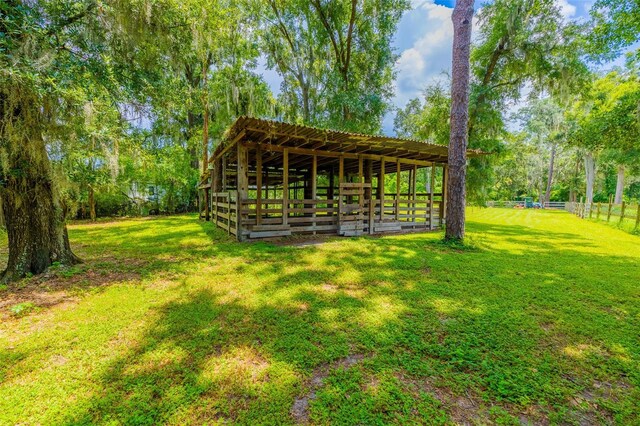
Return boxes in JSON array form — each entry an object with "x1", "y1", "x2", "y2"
[{"x1": 0, "y1": 209, "x2": 638, "y2": 425}]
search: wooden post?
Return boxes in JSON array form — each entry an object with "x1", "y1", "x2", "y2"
[
  {"x1": 311, "y1": 154, "x2": 317, "y2": 234},
  {"x1": 358, "y1": 155, "x2": 364, "y2": 183},
  {"x1": 328, "y1": 167, "x2": 335, "y2": 200},
  {"x1": 282, "y1": 148, "x2": 289, "y2": 226},
  {"x1": 339, "y1": 156, "x2": 344, "y2": 183},
  {"x1": 412, "y1": 164, "x2": 417, "y2": 225},
  {"x1": 311, "y1": 155, "x2": 317, "y2": 200},
  {"x1": 396, "y1": 161, "x2": 401, "y2": 221},
  {"x1": 607, "y1": 195, "x2": 613, "y2": 222},
  {"x1": 256, "y1": 145, "x2": 263, "y2": 226},
  {"x1": 228, "y1": 191, "x2": 232, "y2": 236},
  {"x1": 204, "y1": 186, "x2": 210, "y2": 221},
  {"x1": 620, "y1": 200, "x2": 626, "y2": 223},
  {"x1": 222, "y1": 155, "x2": 227, "y2": 191},
  {"x1": 589, "y1": 200, "x2": 593, "y2": 219},
  {"x1": 635, "y1": 204, "x2": 640, "y2": 230},
  {"x1": 379, "y1": 159, "x2": 385, "y2": 222},
  {"x1": 236, "y1": 142, "x2": 249, "y2": 241},
  {"x1": 235, "y1": 192, "x2": 241, "y2": 238},
  {"x1": 212, "y1": 164, "x2": 216, "y2": 221},
  {"x1": 441, "y1": 165, "x2": 448, "y2": 226},
  {"x1": 578, "y1": 197, "x2": 583, "y2": 218},
  {"x1": 365, "y1": 158, "x2": 373, "y2": 199},
  {"x1": 213, "y1": 159, "x2": 221, "y2": 191},
  {"x1": 429, "y1": 165, "x2": 435, "y2": 229},
  {"x1": 597, "y1": 202, "x2": 601, "y2": 220}
]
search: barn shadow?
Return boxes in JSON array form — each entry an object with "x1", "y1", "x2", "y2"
[{"x1": 49, "y1": 214, "x2": 640, "y2": 424}]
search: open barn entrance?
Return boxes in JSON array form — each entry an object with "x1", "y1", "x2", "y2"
[{"x1": 337, "y1": 182, "x2": 371, "y2": 236}]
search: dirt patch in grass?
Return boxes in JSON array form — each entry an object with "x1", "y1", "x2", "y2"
[
  {"x1": 0, "y1": 262, "x2": 142, "y2": 320},
  {"x1": 566, "y1": 379, "x2": 629, "y2": 425},
  {"x1": 291, "y1": 353, "x2": 365, "y2": 424},
  {"x1": 395, "y1": 372, "x2": 550, "y2": 425},
  {"x1": 398, "y1": 372, "x2": 628, "y2": 425},
  {"x1": 320, "y1": 282, "x2": 365, "y2": 298},
  {"x1": 269, "y1": 234, "x2": 337, "y2": 247}
]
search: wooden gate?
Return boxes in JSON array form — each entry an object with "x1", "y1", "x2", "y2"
[{"x1": 338, "y1": 182, "x2": 373, "y2": 236}]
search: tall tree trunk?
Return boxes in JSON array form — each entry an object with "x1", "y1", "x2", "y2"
[
  {"x1": 186, "y1": 111, "x2": 199, "y2": 170},
  {"x1": 202, "y1": 61, "x2": 210, "y2": 221},
  {"x1": 89, "y1": 185, "x2": 96, "y2": 221},
  {"x1": 584, "y1": 152, "x2": 596, "y2": 204},
  {"x1": 544, "y1": 144, "x2": 556, "y2": 204},
  {"x1": 201, "y1": 61, "x2": 209, "y2": 176},
  {"x1": 569, "y1": 157, "x2": 580, "y2": 202},
  {"x1": 468, "y1": 36, "x2": 508, "y2": 140},
  {"x1": 614, "y1": 165, "x2": 624, "y2": 204},
  {"x1": 445, "y1": 0, "x2": 474, "y2": 242},
  {"x1": 0, "y1": 132, "x2": 80, "y2": 282},
  {"x1": 301, "y1": 82, "x2": 311, "y2": 123},
  {"x1": 538, "y1": 186, "x2": 544, "y2": 205}
]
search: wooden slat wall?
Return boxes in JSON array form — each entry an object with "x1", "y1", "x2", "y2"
[{"x1": 232, "y1": 196, "x2": 443, "y2": 240}]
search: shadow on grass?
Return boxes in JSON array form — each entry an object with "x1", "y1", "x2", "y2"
[{"x1": 46, "y1": 215, "x2": 640, "y2": 424}]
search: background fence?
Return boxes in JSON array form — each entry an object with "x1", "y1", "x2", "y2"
[
  {"x1": 486, "y1": 201, "x2": 567, "y2": 209},
  {"x1": 567, "y1": 200, "x2": 640, "y2": 233},
  {"x1": 486, "y1": 200, "x2": 525, "y2": 208},
  {"x1": 486, "y1": 199, "x2": 639, "y2": 234}
]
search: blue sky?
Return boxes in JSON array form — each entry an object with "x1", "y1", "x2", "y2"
[{"x1": 257, "y1": 0, "x2": 627, "y2": 135}]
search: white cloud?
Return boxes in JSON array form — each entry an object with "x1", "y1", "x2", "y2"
[
  {"x1": 557, "y1": 0, "x2": 577, "y2": 18},
  {"x1": 393, "y1": 1, "x2": 454, "y2": 110}
]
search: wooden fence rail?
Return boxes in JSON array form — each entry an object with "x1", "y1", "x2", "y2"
[
  {"x1": 567, "y1": 201, "x2": 640, "y2": 232},
  {"x1": 485, "y1": 201, "x2": 566, "y2": 209}
]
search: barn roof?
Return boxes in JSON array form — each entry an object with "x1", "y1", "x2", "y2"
[{"x1": 211, "y1": 116, "x2": 485, "y2": 167}]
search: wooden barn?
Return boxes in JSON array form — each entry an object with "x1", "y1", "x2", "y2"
[{"x1": 199, "y1": 117, "x2": 481, "y2": 241}]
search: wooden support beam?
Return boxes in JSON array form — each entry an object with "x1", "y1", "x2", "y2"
[
  {"x1": 396, "y1": 161, "x2": 401, "y2": 221},
  {"x1": 211, "y1": 130, "x2": 246, "y2": 163},
  {"x1": 262, "y1": 152, "x2": 283, "y2": 166},
  {"x1": 222, "y1": 155, "x2": 227, "y2": 191},
  {"x1": 379, "y1": 158, "x2": 385, "y2": 222},
  {"x1": 412, "y1": 165, "x2": 417, "y2": 198},
  {"x1": 328, "y1": 167, "x2": 335, "y2": 200},
  {"x1": 207, "y1": 166, "x2": 214, "y2": 221},
  {"x1": 311, "y1": 154, "x2": 317, "y2": 199},
  {"x1": 412, "y1": 164, "x2": 418, "y2": 222},
  {"x1": 211, "y1": 164, "x2": 218, "y2": 224},
  {"x1": 312, "y1": 154, "x2": 317, "y2": 235},
  {"x1": 429, "y1": 166, "x2": 435, "y2": 229},
  {"x1": 243, "y1": 126, "x2": 451, "y2": 159},
  {"x1": 365, "y1": 159, "x2": 373, "y2": 200},
  {"x1": 283, "y1": 148, "x2": 289, "y2": 225},
  {"x1": 243, "y1": 141, "x2": 436, "y2": 167},
  {"x1": 213, "y1": 158, "x2": 222, "y2": 192},
  {"x1": 358, "y1": 155, "x2": 364, "y2": 182},
  {"x1": 339, "y1": 156, "x2": 344, "y2": 183},
  {"x1": 237, "y1": 142, "x2": 249, "y2": 241},
  {"x1": 256, "y1": 145, "x2": 263, "y2": 226}
]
